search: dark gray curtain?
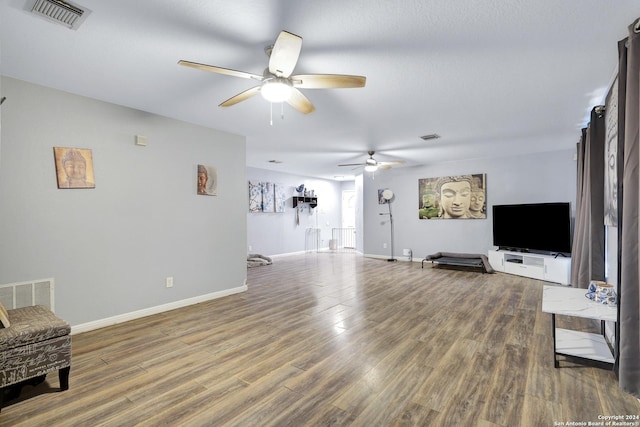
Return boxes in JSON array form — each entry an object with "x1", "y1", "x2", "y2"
[
  {"x1": 618, "y1": 17, "x2": 640, "y2": 399},
  {"x1": 571, "y1": 109, "x2": 606, "y2": 288}
]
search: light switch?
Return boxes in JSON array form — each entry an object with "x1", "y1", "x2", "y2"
[{"x1": 135, "y1": 135, "x2": 148, "y2": 146}]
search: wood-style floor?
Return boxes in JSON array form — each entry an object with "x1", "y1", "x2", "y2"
[{"x1": 2, "y1": 253, "x2": 639, "y2": 426}]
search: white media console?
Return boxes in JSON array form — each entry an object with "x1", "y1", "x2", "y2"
[{"x1": 488, "y1": 249, "x2": 571, "y2": 285}]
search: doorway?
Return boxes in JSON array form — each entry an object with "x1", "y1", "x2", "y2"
[
  {"x1": 337, "y1": 190, "x2": 356, "y2": 250},
  {"x1": 342, "y1": 190, "x2": 355, "y2": 228}
]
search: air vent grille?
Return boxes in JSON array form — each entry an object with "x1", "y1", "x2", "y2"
[{"x1": 31, "y1": 0, "x2": 88, "y2": 30}]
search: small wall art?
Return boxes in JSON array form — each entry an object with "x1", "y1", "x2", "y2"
[
  {"x1": 53, "y1": 147, "x2": 95, "y2": 189},
  {"x1": 249, "y1": 181, "x2": 263, "y2": 212},
  {"x1": 418, "y1": 173, "x2": 486, "y2": 219},
  {"x1": 262, "y1": 181, "x2": 275, "y2": 212},
  {"x1": 274, "y1": 183, "x2": 286, "y2": 213},
  {"x1": 248, "y1": 181, "x2": 286, "y2": 213},
  {"x1": 197, "y1": 164, "x2": 218, "y2": 196}
]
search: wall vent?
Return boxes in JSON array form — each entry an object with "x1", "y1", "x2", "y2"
[
  {"x1": 31, "y1": 0, "x2": 90, "y2": 30},
  {"x1": 0, "y1": 278, "x2": 55, "y2": 312}
]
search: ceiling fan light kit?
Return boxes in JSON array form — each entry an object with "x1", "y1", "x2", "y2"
[{"x1": 260, "y1": 78, "x2": 293, "y2": 103}]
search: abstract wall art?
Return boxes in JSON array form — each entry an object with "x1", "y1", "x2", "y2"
[{"x1": 274, "y1": 183, "x2": 287, "y2": 213}]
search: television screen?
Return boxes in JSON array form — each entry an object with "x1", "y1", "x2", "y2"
[{"x1": 492, "y1": 202, "x2": 572, "y2": 254}]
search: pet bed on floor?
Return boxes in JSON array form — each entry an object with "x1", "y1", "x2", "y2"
[
  {"x1": 247, "y1": 253, "x2": 273, "y2": 268},
  {"x1": 422, "y1": 252, "x2": 495, "y2": 273}
]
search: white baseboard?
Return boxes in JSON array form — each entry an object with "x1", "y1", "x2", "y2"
[
  {"x1": 270, "y1": 248, "x2": 341, "y2": 258},
  {"x1": 363, "y1": 254, "x2": 415, "y2": 262},
  {"x1": 270, "y1": 251, "x2": 308, "y2": 258},
  {"x1": 70, "y1": 285, "x2": 248, "y2": 335}
]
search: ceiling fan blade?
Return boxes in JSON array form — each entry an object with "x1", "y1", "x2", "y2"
[
  {"x1": 219, "y1": 86, "x2": 261, "y2": 107},
  {"x1": 379, "y1": 165, "x2": 393, "y2": 170},
  {"x1": 286, "y1": 88, "x2": 315, "y2": 114},
  {"x1": 378, "y1": 160, "x2": 406, "y2": 166},
  {"x1": 338, "y1": 163, "x2": 366, "y2": 167},
  {"x1": 291, "y1": 74, "x2": 367, "y2": 89},
  {"x1": 178, "y1": 60, "x2": 263, "y2": 81},
  {"x1": 269, "y1": 31, "x2": 302, "y2": 78}
]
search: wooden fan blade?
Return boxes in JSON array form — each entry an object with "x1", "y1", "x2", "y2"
[
  {"x1": 378, "y1": 160, "x2": 406, "y2": 166},
  {"x1": 269, "y1": 31, "x2": 302, "y2": 78},
  {"x1": 291, "y1": 74, "x2": 366, "y2": 89},
  {"x1": 219, "y1": 86, "x2": 261, "y2": 107},
  {"x1": 286, "y1": 88, "x2": 315, "y2": 114},
  {"x1": 178, "y1": 60, "x2": 263, "y2": 81},
  {"x1": 379, "y1": 165, "x2": 393, "y2": 170}
]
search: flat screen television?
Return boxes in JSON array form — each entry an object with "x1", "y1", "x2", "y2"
[{"x1": 492, "y1": 202, "x2": 572, "y2": 254}]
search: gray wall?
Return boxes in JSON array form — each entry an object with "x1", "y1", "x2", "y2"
[
  {"x1": 246, "y1": 167, "x2": 346, "y2": 255},
  {"x1": 362, "y1": 150, "x2": 577, "y2": 259},
  {"x1": 0, "y1": 77, "x2": 247, "y2": 326}
]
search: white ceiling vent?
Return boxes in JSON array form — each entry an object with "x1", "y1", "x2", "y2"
[
  {"x1": 420, "y1": 134, "x2": 441, "y2": 141},
  {"x1": 31, "y1": 0, "x2": 90, "y2": 30}
]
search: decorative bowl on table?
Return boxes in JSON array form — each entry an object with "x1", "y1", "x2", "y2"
[{"x1": 585, "y1": 280, "x2": 617, "y2": 306}]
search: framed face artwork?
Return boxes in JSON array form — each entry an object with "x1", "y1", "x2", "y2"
[
  {"x1": 197, "y1": 164, "x2": 218, "y2": 196},
  {"x1": 604, "y1": 77, "x2": 618, "y2": 227},
  {"x1": 53, "y1": 147, "x2": 95, "y2": 189},
  {"x1": 418, "y1": 174, "x2": 486, "y2": 219}
]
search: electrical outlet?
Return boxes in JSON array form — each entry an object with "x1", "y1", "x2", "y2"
[
  {"x1": 166, "y1": 277, "x2": 174, "y2": 288},
  {"x1": 248, "y1": 245, "x2": 252, "y2": 251},
  {"x1": 383, "y1": 243, "x2": 387, "y2": 249}
]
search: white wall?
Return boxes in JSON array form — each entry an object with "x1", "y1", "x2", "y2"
[
  {"x1": 362, "y1": 149, "x2": 577, "y2": 259},
  {"x1": 355, "y1": 174, "x2": 364, "y2": 253},
  {"x1": 246, "y1": 168, "x2": 345, "y2": 255},
  {"x1": 0, "y1": 77, "x2": 247, "y2": 327}
]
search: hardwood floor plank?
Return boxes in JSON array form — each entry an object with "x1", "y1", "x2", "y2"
[
  {"x1": 392, "y1": 402, "x2": 440, "y2": 427},
  {"x1": 133, "y1": 376, "x2": 249, "y2": 426},
  {"x1": 480, "y1": 343, "x2": 529, "y2": 426},
  {"x1": 519, "y1": 394, "x2": 563, "y2": 427},
  {"x1": 429, "y1": 343, "x2": 495, "y2": 426},
  {"x1": 525, "y1": 332, "x2": 562, "y2": 402},
  {"x1": 350, "y1": 364, "x2": 432, "y2": 426},
  {"x1": 183, "y1": 366, "x2": 305, "y2": 426},
  {"x1": 332, "y1": 339, "x2": 433, "y2": 417},
  {"x1": 412, "y1": 338, "x2": 480, "y2": 411}
]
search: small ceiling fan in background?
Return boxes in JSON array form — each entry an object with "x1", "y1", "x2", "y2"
[
  {"x1": 178, "y1": 31, "x2": 366, "y2": 114},
  {"x1": 338, "y1": 151, "x2": 406, "y2": 172}
]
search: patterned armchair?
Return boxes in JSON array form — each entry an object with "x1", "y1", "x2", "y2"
[{"x1": 0, "y1": 305, "x2": 71, "y2": 411}]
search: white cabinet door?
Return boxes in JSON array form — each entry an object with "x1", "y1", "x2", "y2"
[
  {"x1": 544, "y1": 257, "x2": 571, "y2": 285},
  {"x1": 487, "y1": 250, "x2": 504, "y2": 272}
]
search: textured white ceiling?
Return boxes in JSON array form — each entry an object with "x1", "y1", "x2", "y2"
[{"x1": 1, "y1": 0, "x2": 638, "y2": 180}]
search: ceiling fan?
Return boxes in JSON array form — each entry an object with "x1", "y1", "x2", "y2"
[
  {"x1": 178, "y1": 31, "x2": 366, "y2": 114},
  {"x1": 338, "y1": 151, "x2": 406, "y2": 172}
]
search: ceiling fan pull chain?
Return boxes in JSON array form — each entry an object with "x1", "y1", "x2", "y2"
[
  {"x1": 270, "y1": 102, "x2": 273, "y2": 126},
  {"x1": 281, "y1": 102, "x2": 285, "y2": 120}
]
